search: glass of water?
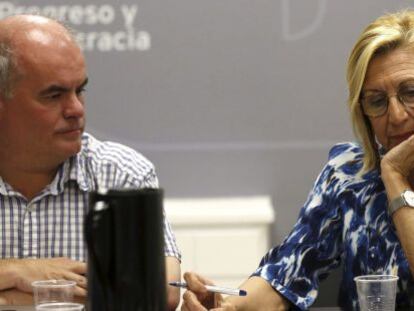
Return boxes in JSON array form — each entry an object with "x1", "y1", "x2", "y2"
[
  {"x1": 32, "y1": 280, "x2": 84, "y2": 311},
  {"x1": 354, "y1": 274, "x2": 399, "y2": 311}
]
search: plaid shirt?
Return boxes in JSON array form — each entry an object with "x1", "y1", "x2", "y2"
[{"x1": 0, "y1": 133, "x2": 181, "y2": 262}]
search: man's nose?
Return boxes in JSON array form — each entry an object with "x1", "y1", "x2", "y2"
[{"x1": 63, "y1": 94, "x2": 85, "y2": 119}]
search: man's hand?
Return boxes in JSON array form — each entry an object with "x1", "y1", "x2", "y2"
[
  {"x1": 181, "y1": 272, "x2": 224, "y2": 311},
  {"x1": 0, "y1": 289, "x2": 33, "y2": 305},
  {"x1": 10, "y1": 258, "x2": 87, "y2": 297}
]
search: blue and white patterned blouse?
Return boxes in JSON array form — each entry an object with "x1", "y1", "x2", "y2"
[{"x1": 252, "y1": 142, "x2": 414, "y2": 310}]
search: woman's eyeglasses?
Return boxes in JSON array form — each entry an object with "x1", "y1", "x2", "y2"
[{"x1": 360, "y1": 81, "x2": 414, "y2": 117}]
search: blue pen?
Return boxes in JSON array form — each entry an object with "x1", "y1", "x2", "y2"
[{"x1": 169, "y1": 281, "x2": 247, "y2": 296}]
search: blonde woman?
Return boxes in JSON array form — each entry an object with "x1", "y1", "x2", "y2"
[{"x1": 182, "y1": 10, "x2": 414, "y2": 310}]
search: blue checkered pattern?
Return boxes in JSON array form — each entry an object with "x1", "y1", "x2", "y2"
[{"x1": 0, "y1": 133, "x2": 181, "y2": 262}]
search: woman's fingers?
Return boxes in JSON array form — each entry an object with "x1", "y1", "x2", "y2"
[{"x1": 182, "y1": 290, "x2": 208, "y2": 311}]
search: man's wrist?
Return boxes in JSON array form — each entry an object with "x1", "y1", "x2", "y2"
[{"x1": 0, "y1": 259, "x2": 20, "y2": 290}]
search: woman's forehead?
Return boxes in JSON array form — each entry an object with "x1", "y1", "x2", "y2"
[{"x1": 364, "y1": 48, "x2": 414, "y2": 89}]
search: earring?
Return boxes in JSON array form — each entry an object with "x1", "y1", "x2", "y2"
[{"x1": 374, "y1": 136, "x2": 386, "y2": 156}]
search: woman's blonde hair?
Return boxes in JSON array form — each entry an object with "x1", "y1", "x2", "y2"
[{"x1": 348, "y1": 10, "x2": 414, "y2": 172}]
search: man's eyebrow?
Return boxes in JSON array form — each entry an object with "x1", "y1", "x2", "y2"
[
  {"x1": 39, "y1": 77, "x2": 89, "y2": 96},
  {"x1": 78, "y1": 77, "x2": 89, "y2": 90},
  {"x1": 39, "y1": 85, "x2": 68, "y2": 96}
]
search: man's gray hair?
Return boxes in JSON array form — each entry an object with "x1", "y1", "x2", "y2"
[
  {"x1": 0, "y1": 14, "x2": 78, "y2": 100},
  {"x1": 0, "y1": 41, "x2": 17, "y2": 99}
]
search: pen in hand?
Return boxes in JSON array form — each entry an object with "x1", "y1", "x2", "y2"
[{"x1": 169, "y1": 281, "x2": 247, "y2": 296}]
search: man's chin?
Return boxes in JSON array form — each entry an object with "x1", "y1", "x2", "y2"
[{"x1": 57, "y1": 142, "x2": 82, "y2": 159}]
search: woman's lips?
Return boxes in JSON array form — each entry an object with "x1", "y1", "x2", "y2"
[{"x1": 389, "y1": 132, "x2": 414, "y2": 145}]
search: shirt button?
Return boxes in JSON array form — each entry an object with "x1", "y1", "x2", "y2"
[{"x1": 27, "y1": 203, "x2": 35, "y2": 212}]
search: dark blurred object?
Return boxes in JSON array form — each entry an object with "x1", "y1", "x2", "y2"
[{"x1": 85, "y1": 188, "x2": 166, "y2": 311}]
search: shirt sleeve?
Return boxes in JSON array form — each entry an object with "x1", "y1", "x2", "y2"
[
  {"x1": 84, "y1": 137, "x2": 182, "y2": 261},
  {"x1": 252, "y1": 146, "x2": 346, "y2": 310},
  {"x1": 142, "y1": 168, "x2": 182, "y2": 261}
]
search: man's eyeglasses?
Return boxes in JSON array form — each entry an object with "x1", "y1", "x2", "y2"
[{"x1": 360, "y1": 81, "x2": 414, "y2": 117}]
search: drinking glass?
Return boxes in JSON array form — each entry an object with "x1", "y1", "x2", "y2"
[
  {"x1": 32, "y1": 280, "x2": 84, "y2": 311},
  {"x1": 354, "y1": 274, "x2": 398, "y2": 311}
]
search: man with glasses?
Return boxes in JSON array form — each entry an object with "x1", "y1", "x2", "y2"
[{"x1": 181, "y1": 10, "x2": 414, "y2": 311}]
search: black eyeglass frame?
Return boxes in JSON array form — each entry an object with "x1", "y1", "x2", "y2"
[{"x1": 360, "y1": 80, "x2": 414, "y2": 118}]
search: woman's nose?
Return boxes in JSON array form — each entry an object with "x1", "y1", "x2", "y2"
[{"x1": 388, "y1": 96, "x2": 409, "y2": 125}]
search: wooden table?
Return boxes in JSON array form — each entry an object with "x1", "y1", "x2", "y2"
[
  {"x1": 4, "y1": 307, "x2": 333, "y2": 311},
  {"x1": 0, "y1": 307, "x2": 33, "y2": 311}
]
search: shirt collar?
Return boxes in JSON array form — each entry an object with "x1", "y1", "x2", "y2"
[
  {"x1": 0, "y1": 155, "x2": 90, "y2": 199},
  {"x1": 0, "y1": 176, "x2": 13, "y2": 196},
  {"x1": 0, "y1": 137, "x2": 91, "y2": 197},
  {"x1": 69, "y1": 152, "x2": 90, "y2": 192},
  {"x1": 58, "y1": 133, "x2": 91, "y2": 193},
  {"x1": 0, "y1": 163, "x2": 71, "y2": 198},
  {"x1": 48, "y1": 155, "x2": 91, "y2": 195}
]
